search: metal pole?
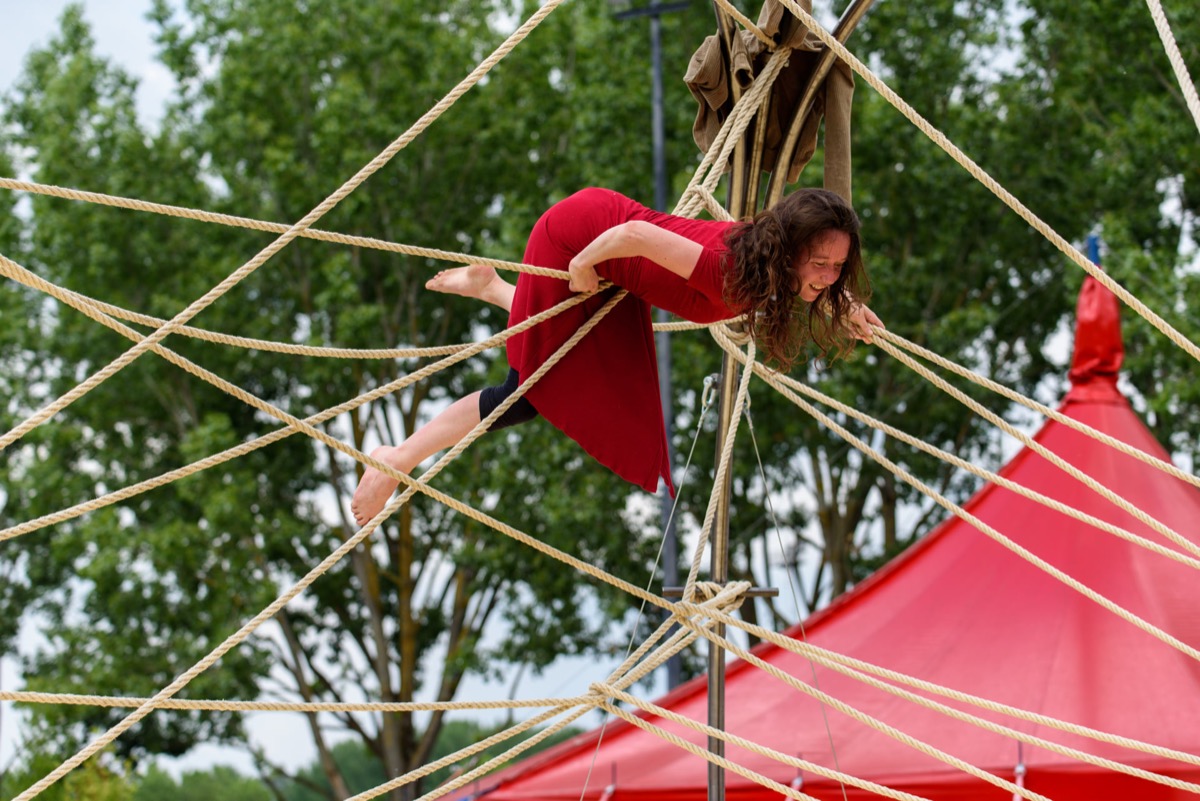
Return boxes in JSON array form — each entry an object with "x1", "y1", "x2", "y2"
[
  {"x1": 700, "y1": 1, "x2": 876, "y2": 795},
  {"x1": 650, "y1": 0, "x2": 684, "y2": 692},
  {"x1": 616, "y1": 0, "x2": 691, "y2": 692},
  {"x1": 705, "y1": 4, "x2": 744, "y2": 795},
  {"x1": 707, "y1": 353, "x2": 738, "y2": 801},
  {"x1": 704, "y1": 0, "x2": 756, "y2": 784}
]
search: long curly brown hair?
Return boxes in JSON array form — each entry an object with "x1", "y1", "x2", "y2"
[{"x1": 723, "y1": 188, "x2": 868, "y2": 369}]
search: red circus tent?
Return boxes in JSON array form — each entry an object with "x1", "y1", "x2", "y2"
[{"x1": 460, "y1": 277, "x2": 1200, "y2": 801}]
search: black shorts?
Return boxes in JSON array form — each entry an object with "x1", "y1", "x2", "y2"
[{"x1": 479, "y1": 368, "x2": 539, "y2": 431}]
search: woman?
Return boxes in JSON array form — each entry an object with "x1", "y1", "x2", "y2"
[{"x1": 351, "y1": 187, "x2": 882, "y2": 525}]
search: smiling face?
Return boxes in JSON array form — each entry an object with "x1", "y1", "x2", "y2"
[{"x1": 794, "y1": 230, "x2": 851, "y2": 303}]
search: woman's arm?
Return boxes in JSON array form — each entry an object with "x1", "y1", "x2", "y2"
[{"x1": 567, "y1": 220, "x2": 705, "y2": 293}]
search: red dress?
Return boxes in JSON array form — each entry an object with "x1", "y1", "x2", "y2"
[{"x1": 507, "y1": 188, "x2": 738, "y2": 494}]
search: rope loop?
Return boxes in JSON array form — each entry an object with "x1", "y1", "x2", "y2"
[{"x1": 720, "y1": 323, "x2": 752, "y2": 346}]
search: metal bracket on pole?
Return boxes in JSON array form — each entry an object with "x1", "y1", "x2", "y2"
[{"x1": 662, "y1": 587, "x2": 780, "y2": 598}]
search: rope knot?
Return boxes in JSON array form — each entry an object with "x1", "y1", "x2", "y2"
[
  {"x1": 688, "y1": 581, "x2": 724, "y2": 601},
  {"x1": 589, "y1": 681, "x2": 618, "y2": 700}
]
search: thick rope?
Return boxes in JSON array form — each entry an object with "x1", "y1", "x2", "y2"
[
  {"x1": 679, "y1": 330, "x2": 1200, "y2": 776},
  {"x1": 0, "y1": 691, "x2": 588, "y2": 714},
  {"x1": 711, "y1": 0, "x2": 777, "y2": 48},
  {"x1": 669, "y1": 604, "x2": 1050, "y2": 801},
  {"x1": 1, "y1": 604, "x2": 722, "y2": 719},
  {"x1": 0, "y1": 266, "x2": 721, "y2": 543},
  {"x1": 710, "y1": 329, "x2": 1200, "y2": 668},
  {"x1": 0, "y1": 0, "x2": 567, "y2": 461},
  {"x1": 595, "y1": 701, "x2": 828, "y2": 801},
  {"x1": 354, "y1": 596, "x2": 747, "y2": 801},
  {"x1": 0, "y1": 177, "x2": 565, "y2": 280},
  {"x1": 0, "y1": 253, "x2": 591, "y2": 541},
  {"x1": 1143, "y1": 0, "x2": 1200, "y2": 134},
  {"x1": 875, "y1": 328, "x2": 1200, "y2": 494},
  {"x1": 690, "y1": 184, "x2": 739, "y2": 223},
  {"x1": 357, "y1": 619, "x2": 701, "y2": 801},
  {"x1": 772, "y1": 0, "x2": 1200, "y2": 366},
  {"x1": 868, "y1": 332, "x2": 1200, "y2": 561},
  {"x1": 7, "y1": 175, "x2": 748, "y2": 801},
  {"x1": 596, "y1": 684, "x2": 932, "y2": 801},
  {"x1": 677, "y1": 598, "x2": 1200, "y2": 774},
  {"x1": 18, "y1": 276, "x2": 760, "y2": 800},
  {"x1": 6, "y1": 249, "x2": 771, "y2": 801},
  {"x1": 0, "y1": 181, "x2": 721, "y2": 356},
  {"x1": 369, "y1": 701, "x2": 597, "y2": 801},
  {"x1": 751, "y1": 362, "x2": 1200, "y2": 574},
  {"x1": 11, "y1": 279, "x2": 627, "y2": 800},
  {"x1": 0, "y1": 255, "x2": 472, "y2": 358},
  {"x1": 674, "y1": 603, "x2": 1200, "y2": 796}
]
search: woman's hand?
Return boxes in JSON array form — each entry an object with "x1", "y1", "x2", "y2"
[
  {"x1": 568, "y1": 256, "x2": 601, "y2": 293},
  {"x1": 848, "y1": 302, "x2": 885, "y2": 343}
]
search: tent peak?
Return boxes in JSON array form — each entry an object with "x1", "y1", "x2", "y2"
[{"x1": 1065, "y1": 275, "x2": 1125, "y2": 403}]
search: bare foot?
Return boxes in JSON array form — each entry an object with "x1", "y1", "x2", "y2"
[
  {"x1": 425, "y1": 264, "x2": 499, "y2": 300},
  {"x1": 351, "y1": 446, "x2": 407, "y2": 525}
]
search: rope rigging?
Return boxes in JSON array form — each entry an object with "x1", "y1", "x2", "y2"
[{"x1": 1, "y1": 0, "x2": 1198, "y2": 799}]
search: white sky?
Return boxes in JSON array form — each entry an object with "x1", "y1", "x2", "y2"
[{"x1": 1, "y1": 1, "x2": 176, "y2": 125}]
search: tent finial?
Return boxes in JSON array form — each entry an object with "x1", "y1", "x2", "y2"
[{"x1": 1066, "y1": 245, "x2": 1124, "y2": 402}]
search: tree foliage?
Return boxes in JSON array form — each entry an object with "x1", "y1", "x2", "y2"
[
  {"x1": 0, "y1": 0, "x2": 712, "y2": 797},
  {"x1": 1008, "y1": 0, "x2": 1200, "y2": 466},
  {"x1": 679, "y1": 0, "x2": 1200, "y2": 610},
  {"x1": 2, "y1": 746, "x2": 134, "y2": 801},
  {"x1": 133, "y1": 764, "x2": 271, "y2": 801},
  {"x1": 0, "y1": 0, "x2": 1196, "y2": 798}
]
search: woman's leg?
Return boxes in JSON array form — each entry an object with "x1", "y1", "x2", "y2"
[
  {"x1": 350, "y1": 391, "x2": 483, "y2": 525},
  {"x1": 425, "y1": 264, "x2": 516, "y2": 312},
  {"x1": 352, "y1": 266, "x2": 529, "y2": 524}
]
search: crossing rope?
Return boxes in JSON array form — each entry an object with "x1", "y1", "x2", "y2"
[{"x1": 4, "y1": 1, "x2": 1200, "y2": 799}]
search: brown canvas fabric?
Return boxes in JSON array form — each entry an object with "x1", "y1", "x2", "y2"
[{"x1": 683, "y1": 0, "x2": 855, "y2": 199}]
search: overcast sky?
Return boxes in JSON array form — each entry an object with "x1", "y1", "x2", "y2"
[{"x1": 1, "y1": 2, "x2": 175, "y2": 124}]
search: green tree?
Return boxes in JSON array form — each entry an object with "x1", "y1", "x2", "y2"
[
  {"x1": 0, "y1": 2, "x2": 707, "y2": 798},
  {"x1": 2, "y1": 3, "x2": 279, "y2": 765},
  {"x1": 673, "y1": 0, "x2": 1198, "y2": 612},
  {"x1": 0, "y1": 121, "x2": 31, "y2": 657},
  {"x1": 133, "y1": 764, "x2": 270, "y2": 801},
  {"x1": 2, "y1": 745, "x2": 133, "y2": 801},
  {"x1": 1004, "y1": 0, "x2": 1200, "y2": 463}
]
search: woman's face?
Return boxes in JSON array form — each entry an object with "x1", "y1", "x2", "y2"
[{"x1": 793, "y1": 230, "x2": 850, "y2": 303}]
